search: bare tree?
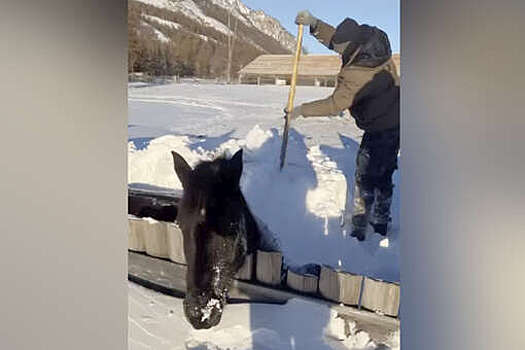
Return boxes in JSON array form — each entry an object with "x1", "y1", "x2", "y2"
[{"x1": 226, "y1": 8, "x2": 238, "y2": 84}]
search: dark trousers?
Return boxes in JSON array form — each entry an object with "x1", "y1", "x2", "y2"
[{"x1": 351, "y1": 127, "x2": 400, "y2": 230}]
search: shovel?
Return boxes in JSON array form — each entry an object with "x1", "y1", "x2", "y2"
[{"x1": 279, "y1": 24, "x2": 304, "y2": 170}]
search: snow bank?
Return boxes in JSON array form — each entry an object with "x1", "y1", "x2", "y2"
[{"x1": 129, "y1": 134, "x2": 209, "y2": 190}]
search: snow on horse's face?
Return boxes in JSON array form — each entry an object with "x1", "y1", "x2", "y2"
[{"x1": 172, "y1": 149, "x2": 250, "y2": 329}]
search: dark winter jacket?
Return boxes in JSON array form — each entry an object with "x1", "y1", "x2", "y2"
[{"x1": 301, "y1": 19, "x2": 400, "y2": 133}]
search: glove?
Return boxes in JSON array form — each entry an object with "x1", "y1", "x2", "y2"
[
  {"x1": 295, "y1": 10, "x2": 318, "y2": 27},
  {"x1": 284, "y1": 105, "x2": 303, "y2": 121}
]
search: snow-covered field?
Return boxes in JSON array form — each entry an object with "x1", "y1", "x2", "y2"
[{"x1": 128, "y1": 82, "x2": 400, "y2": 349}]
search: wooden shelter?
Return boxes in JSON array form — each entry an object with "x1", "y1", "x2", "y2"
[
  {"x1": 238, "y1": 54, "x2": 341, "y2": 87},
  {"x1": 238, "y1": 53, "x2": 400, "y2": 86}
]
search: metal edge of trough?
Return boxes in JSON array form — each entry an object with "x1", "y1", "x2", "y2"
[{"x1": 128, "y1": 251, "x2": 289, "y2": 305}]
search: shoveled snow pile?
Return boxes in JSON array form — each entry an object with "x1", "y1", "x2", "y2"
[
  {"x1": 129, "y1": 125, "x2": 346, "y2": 217},
  {"x1": 128, "y1": 282, "x2": 399, "y2": 350}
]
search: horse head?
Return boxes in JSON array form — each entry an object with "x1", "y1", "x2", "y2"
[{"x1": 171, "y1": 149, "x2": 259, "y2": 329}]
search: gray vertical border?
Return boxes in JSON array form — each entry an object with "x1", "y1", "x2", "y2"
[
  {"x1": 0, "y1": 0, "x2": 127, "y2": 349},
  {"x1": 402, "y1": 1, "x2": 525, "y2": 349}
]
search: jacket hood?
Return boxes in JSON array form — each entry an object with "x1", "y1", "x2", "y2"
[{"x1": 332, "y1": 18, "x2": 392, "y2": 67}]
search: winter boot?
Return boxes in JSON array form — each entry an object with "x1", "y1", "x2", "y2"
[
  {"x1": 371, "y1": 222, "x2": 389, "y2": 236},
  {"x1": 350, "y1": 215, "x2": 368, "y2": 241}
]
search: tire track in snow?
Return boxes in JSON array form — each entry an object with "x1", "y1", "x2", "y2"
[
  {"x1": 128, "y1": 95, "x2": 281, "y2": 109},
  {"x1": 128, "y1": 97, "x2": 227, "y2": 112}
]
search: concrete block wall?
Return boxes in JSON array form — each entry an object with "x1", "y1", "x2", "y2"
[
  {"x1": 128, "y1": 216, "x2": 146, "y2": 252},
  {"x1": 235, "y1": 254, "x2": 254, "y2": 281},
  {"x1": 128, "y1": 216, "x2": 179, "y2": 262},
  {"x1": 256, "y1": 250, "x2": 283, "y2": 286},
  {"x1": 286, "y1": 269, "x2": 319, "y2": 294},
  {"x1": 167, "y1": 223, "x2": 185, "y2": 265},
  {"x1": 142, "y1": 218, "x2": 169, "y2": 258},
  {"x1": 360, "y1": 277, "x2": 400, "y2": 317},
  {"x1": 319, "y1": 266, "x2": 363, "y2": 306}
]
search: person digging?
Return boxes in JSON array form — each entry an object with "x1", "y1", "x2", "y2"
[{"x1": 288, "y1": 11, "x2": 400, "y2": 241}]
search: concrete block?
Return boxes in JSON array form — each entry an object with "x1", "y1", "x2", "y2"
[
  {"x1": 142, "y1": 218, "x2": 169, "y2": 258},
  {"x1": 167, "y1": 223, "x2": 186, "y2": 265},
  {"x1": 256, "y1": 250, "x2": 282, "y2": 286},
  {"x1": 286, "y1": 269, "x2": 319, "y2": 294},
  {"x1": 235, "y1": 254, "x2": 253, "y2": 281},
  {"x1": 319, "y1": 266, "x2": 363, "y2": 306},
  {"x1": 128, "y1": 216, "x2": 146, "y2": 252},
  {"x1": 360, "y1": 277, "x2": 400, "y2": 317}
]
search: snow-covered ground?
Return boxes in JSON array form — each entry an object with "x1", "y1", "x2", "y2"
[
  {"x1": 129, "y1": 282, "x2": 399, "y2": 350},
  {"x1": 128, "y1": 82, "x2": 399, "y2": 282},
  {"x1": 128, "y1": 82, "x2": 400, "y2": 349}
]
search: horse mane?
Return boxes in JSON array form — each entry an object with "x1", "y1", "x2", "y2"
[{"x1": 190, "y1": 154, "x2": 241, "y2": 190}]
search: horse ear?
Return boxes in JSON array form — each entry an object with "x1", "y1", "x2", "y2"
[
  {"x1": 229, "y1": 149, "x2": 243, "y2": 184},
  {"x1": 171, "y1": 151, "x2": 191, "y2": 189}
]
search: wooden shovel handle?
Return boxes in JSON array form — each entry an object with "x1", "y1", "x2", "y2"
[
  {"x1": 280, "y1": 24, "x2": 304, "y2": 170},
  {"x1": 286, "y1": 24, "x2": 304, "y2": 113}
]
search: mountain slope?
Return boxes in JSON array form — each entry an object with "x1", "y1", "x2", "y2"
[
  {"x1": 129, "y1": 0, "x2": 297, "y2": 78},
  {"x1": 204, "y1": 0, "x2": 297, "y2": 52}
]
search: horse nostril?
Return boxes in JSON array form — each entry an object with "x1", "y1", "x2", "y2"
[{"x1": 183, "y1": 294, "x2": 224, "y2": 330}]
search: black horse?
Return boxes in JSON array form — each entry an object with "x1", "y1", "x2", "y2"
[{"x1": 171, "y1": 149, "x2": 261, "y2": 329}]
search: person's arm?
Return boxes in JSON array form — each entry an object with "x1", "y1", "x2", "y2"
[
  {"x1": 309, "y1": 20, "x2": 336, "y2": 50},
  {"x1": 300, "y1": 69, "x2": 368, "y2": 117},
  {"x1": 295, "y1": 11, "x2": 336, "y2": 50}
]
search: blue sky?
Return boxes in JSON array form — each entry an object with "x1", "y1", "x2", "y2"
[{"x1": 241, "y1": 1, "x2": 400, "y2": 54}]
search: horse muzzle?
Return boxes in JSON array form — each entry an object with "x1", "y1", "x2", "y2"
[{"x1": 183, "y1": 292, "x2": 225, "y2": 329}]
